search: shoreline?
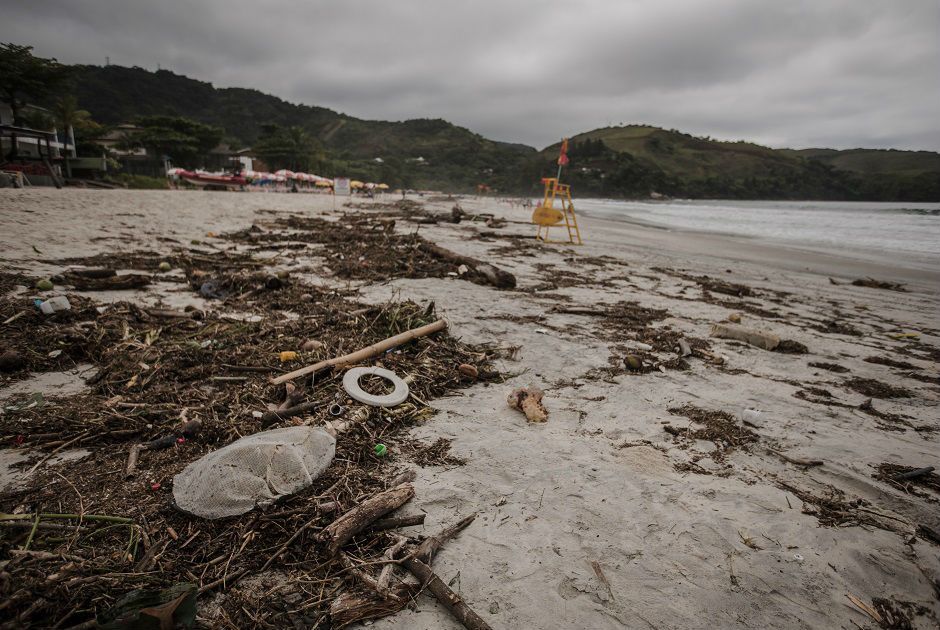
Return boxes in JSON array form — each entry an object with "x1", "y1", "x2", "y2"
[
  {"x1": 574, "y1": 200, "x2": 940, "y2": 280},
  {"x1": 1, "y1": 188, "x2": 938, "y2": 629}
]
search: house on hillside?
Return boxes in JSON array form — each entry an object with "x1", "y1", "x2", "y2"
[
  {"x1": 95, "y1": 124, "x2": 147, "y2": 157},
  {"x1": 205, "y1": 144, "x2": 257, "y2": 173},
  {"x1": 1, "y1": 103, "x2": 108, "y2": 185}
]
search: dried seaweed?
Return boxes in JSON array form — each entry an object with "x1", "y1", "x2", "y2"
[
  {"x1": 845, "y1": 377, "x2": 913, "y2": 399},
  {"x1": 666, "y1": 404, "x2": 758, "y2": 461}
]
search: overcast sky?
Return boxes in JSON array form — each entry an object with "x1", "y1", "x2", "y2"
[{"x1": 3, "y1": 0, "x2": 938, "y2": 151}]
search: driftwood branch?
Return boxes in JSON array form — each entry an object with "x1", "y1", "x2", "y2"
[
  {"x1": 272, "y1": 320, "x2": 447, "y2": 385},
  {"x1": 370, "y1": 513, "x2": 425, "y2": 533},
  {"x1": 260, "y1": 400, "x2": 320, "y2": 427},
  {"x1": 377, "y1": 537, "x2": 409, "y2": 599},
  {"x1": 414, "y1": 514, "x2": 476, "y2": 564},
  {"x1": 400, "y1": 557, "x2": 492, "y2": 630},
  {"x1": 320, "y1": 484, "x2": 415, "y2": 555},
  {"x1": 419, "y1": 242, "x2": 516, "y2": 289}
]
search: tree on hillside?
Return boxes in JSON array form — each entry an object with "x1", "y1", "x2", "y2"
[
  {"x1": 253, "y1": 124, "x2": 324, "y2": 172},
  {"x1": 122, "y1": 116, "x2": 223, "y2": 169},
  {"x1": 0, "y1": 43, "x2": 69, "y2": 126}
]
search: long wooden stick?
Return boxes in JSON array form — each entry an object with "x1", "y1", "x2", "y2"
[
  {"x1": 401, "y1": 557, "x2": 492, "y2": 630},
  {"x1": 272, "y1": 319, "x2": 447, "y2": 385}
]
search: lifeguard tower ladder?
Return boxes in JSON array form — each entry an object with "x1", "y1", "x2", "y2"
[{"x1": 533, "y1": 177, "x2": 582, "y2": 245}]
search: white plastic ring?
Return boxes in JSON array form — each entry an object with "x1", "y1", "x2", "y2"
[{"x1": 342, "y1": 367, "x2": 410, "y2": 407}]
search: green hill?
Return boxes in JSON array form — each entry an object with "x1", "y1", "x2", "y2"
[
  {"x1": 52, "y1": 64, "x2": 940, "y2": 200},
  {"x1": 535, "y1": 126, "x2": 940, "y2": 201},
  {"x1": 59, "y1": 64, "x2": 536, "y2": 191},
  {"x1": 781, "y1": 148, "x2": 940, "y2": 176}
]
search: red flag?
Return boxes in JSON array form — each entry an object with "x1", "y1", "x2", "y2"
[{"x1": 557, "y1": 138, "x2": 569, "y2": 166}]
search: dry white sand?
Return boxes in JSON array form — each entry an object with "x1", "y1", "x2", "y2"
[{"x1": 1, "y1": 188, "x2": 938, "y2": 629}]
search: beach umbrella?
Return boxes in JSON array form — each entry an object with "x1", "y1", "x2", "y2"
[
  {"x1": 315, "y1": 180, "x2": 332, "y2": 187},
  {"x1": 275, "y1": 169, "x2": 295, "y2": 179},
  {"x1": 377, "y1": 183, "x2": 389, "y2": 189},
  {"x1": 350, "y1": 180, "x2": 364, "y2": 189}
]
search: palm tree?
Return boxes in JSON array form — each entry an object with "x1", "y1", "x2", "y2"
[{"x1": 54, "y1": 95, "x2": 92, "y2": 158}]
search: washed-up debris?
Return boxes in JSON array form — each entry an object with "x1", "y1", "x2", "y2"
[
  {"x1": 343, "y1": 366, "x2": 410, "y2": 407},
  {"x1": 98, "y1": 582, "x2": 197, "y2": 629},
  {"x1": 225, "y1": 210, "x2": 516, "y2": 289},
  {"x1": 852, "y1": 277, "x2": 907, "y2": 292},
  {"x1": 273, "y1": 318, "x2": 447, "y2": 385},
  {"x1": 60, "y1": 271, "x2": 151, "y2": 291},
  {"x1": 875, "y1": 463, "x2": 940, "y2": 493},
  {"x1": 0, "y1": 347, "x2": 25, "y2": 372},
  {"x1": 35, "y1": 278, "x2": 54, "y2": 291},
  {"x1": 865, "y1": 355, "x2": 919, "y2": 370},
  {"x1": 710, "y1": 323, "x2": 780, "y2": 351},
  {"x1": 458, "y1": 363, "x2": 479, "y2": 379},
  {"x1": 808, "y1": 361, "x2": 850, "y2": 373},
  {"x1": 508, "y1": 384, "x2": 548, "y2": 422},
  {"x1": 845, "y1": 377, "x2": 912, "y2": 399},
  {"x1": 173, "y1": 426, "x2": 336, "y2": 519},
  {"x1": 38, "y1": 295, "x2": 71, "y2": 314},
  {"x1": 1, "y1": 262, "x2": 499, "y2": 626},
  {"x1": 666, "y1": 404, "x2": 758, "y2": 461}
]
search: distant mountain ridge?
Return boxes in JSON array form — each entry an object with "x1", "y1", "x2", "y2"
[
  {"x1": 61, "y1": 64, "x2": 536, "y2": 190},
  {"x1": 539, "y1": 126, "x2": 940, "y2": 201},
  {"x1": 58, "y1": 64, "x2": 940, "y2": 199}
]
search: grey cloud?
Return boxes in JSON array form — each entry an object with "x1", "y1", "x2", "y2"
[{"x1": 1, "y1": 0, "x2": 937, "y2": 150}]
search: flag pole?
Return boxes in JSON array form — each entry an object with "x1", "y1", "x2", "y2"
[{"x1": 555, "y1": 137, "x2": 568, "y2": 184}]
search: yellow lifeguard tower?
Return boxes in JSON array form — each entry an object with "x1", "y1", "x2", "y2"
[{"x1": 532, "y1": 177, "x2": 582, "y2": 245}]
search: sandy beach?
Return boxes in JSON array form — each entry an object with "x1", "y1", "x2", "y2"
[{"x1": 1, "y1": 188, "x2": 938, "y2": 629}]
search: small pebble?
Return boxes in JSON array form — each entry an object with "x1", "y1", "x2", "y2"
[
  {"x1": 158, "y1": 261, "x2": 172, "y2": 272},
  {"x1": 302, "y1": 339, "x2": 324, "y2": 352},
  {"x1": 35, "y1": 278, "x2": 54, "y2": 291},
  {"x1": 623, "y1": 354, "x2": 644, "y2": 371},
  {"x1": 458, "y1": 363, "x2": 478, "y2": 379}
]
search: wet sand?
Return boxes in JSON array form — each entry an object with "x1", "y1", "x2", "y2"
[{"x1": 1, "y1": 188, "x2": 938, "y2": 629}]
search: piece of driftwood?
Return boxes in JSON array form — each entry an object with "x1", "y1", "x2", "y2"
[
  {"x1": 63, "y1": 273, "x2": 151, "y2": 291},
  {"x1": 145, "y1": 308, "x2": 195, "y2": 320},
  {"x1": 376, "y1": 537, "x2": 409, "y2": 599},
  {"x1": 893, "y1": 466, "x2": 935, "y2": 481},
  {"x1": 710, "y1": 323, "x2": 780, "y2": 351},
  {"x1": 328, "y1": 586, "x2": 416, "y2": 628},
  {"x1": 767, "y1": 448, "x2": 824, "y2": 467},
  {"x1": 370, "y1": 514, "x2": 425, "y2": 532},
  {"x1": 124, "y1": 444, "x2": 142, "y2": 479},
  {"x1": 419, "y1": 242, "x2": 516, "y2": 289},
  {"x1": 272, "y1": 319, "x2": 447, "y2": 385},
  {"x1": 320, "y1": 484, "x2": 415, "y2": 555},
  {"x1": 413, "y1": 514, "x2": 476, "y2": 564},
  {"x1": 260, "y1": 400, "x2": 320, "y2": 426},
  {"x1": 68, "y1": 268, "x2": 116, "y2": 279},
  {"x1": 400, "y1": 557, "x2": 492, "y2": 630}
]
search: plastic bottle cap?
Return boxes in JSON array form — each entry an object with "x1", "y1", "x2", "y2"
[{"x1": 374, "y1": 443, "x2": 387, "y2": 457}]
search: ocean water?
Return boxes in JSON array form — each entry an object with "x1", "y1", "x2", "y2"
[{"x1": 573, "y1": 198, "x2": 940, "y2": 269}]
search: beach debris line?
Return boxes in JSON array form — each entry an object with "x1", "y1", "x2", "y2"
[
  {"x1": 224, "y1": 207, "x2": 517, "y2": 289},
  {"x1": 508, "y1": 384, "x2": 549, "y2": 422},
  {"x1": 0, "y1": 273, "x2": 500, "y2": 626}
]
